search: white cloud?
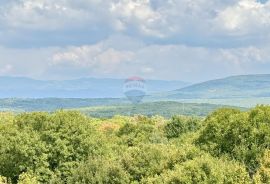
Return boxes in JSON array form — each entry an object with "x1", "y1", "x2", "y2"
[
  {"x1": 110, "y1": 0, "x2": 164, "y2": 37},
  {"x1": 44, "y1": 36, "x2": 270, "y2": 81},
  {"x1": 141, "y1": 67, "x2": 154, "y2": 74},
  {"x1": 0, "y1": 46, "x2": 57, "y2": 78},
  {"x1": 1, "y1": 0, "x2": 270, "y2": 81},
  {"x1": 0, "y1": 0, "x2": 269, "y2": 47},
  {"x1": 0, "y1": 64, "x2": 13, "y2": 75},
  {"x1": 51, "y1": 44, "x2": 134, "y2": 74},
  {"x1": 215, "y1": 0, "x2": 270, "y2": 36},
  {"x1": 1, "y1": 37, "x2": 270, "y2": 81},
  {"x1": 2, "y1": 0, "x2": 91, "y2": 30}
]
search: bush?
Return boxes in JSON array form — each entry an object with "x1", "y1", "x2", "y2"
[
  {"x1": 197, "y1": 106, "x2": 270, "y2": 174},
  {"x1": 68, "y1": 156, "x2": 130, "y2": 184},
  {"x1": 165, "y1": 116, "x2": 201, "y2": 138},
  {"x1": 0, "y1": 125, "x2": 48, "y2": 183},
  {"x1": 0, "y1": 113, "x2": 14, "y2": 124},
  {"x1": 0, "y1": 111, "x2": 107, "y2": 183},
  {"x1": 254, "y1": 150, "x2": 270, "y2": 183},
  {"x1": 18, "y1": 172, "x2": 39, "y2": 184},
  {"x1": 120, "y1": 144, "x2": 201, "y2": 182},
  {"x1": 144, "y1": 154, "x2": 251, "y2": 184},
  {"x1": 117, "y1": 116, "x2": 167, "y2": 146},
  {"x1": 0, "y1": 176, "x2": 9, "y2": 184}
]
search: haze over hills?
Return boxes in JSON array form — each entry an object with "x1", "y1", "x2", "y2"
[
  {"x1": 166, "y1": 74, "x2": 270, "y2": 99},
  {"x1": 1, "y1": 74, "x2": 270, "y2": 112},
  {"x1": 3, "y1": 74, "x2": 270, "y2": 100},
  {"x1": 1, "y1": 74, "x2": 270, "y2": 100},
  {"x1": 0, "y1": 76, "x2": 189, "y2": 98}
]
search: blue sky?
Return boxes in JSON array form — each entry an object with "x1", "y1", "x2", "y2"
[{"x1": 0, "y1": 0, "x2": 270, "y2": 82}]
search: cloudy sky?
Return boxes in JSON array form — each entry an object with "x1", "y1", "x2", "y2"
[{"x1": 0, "y1": 0, "x2": 270, "y2": 82}]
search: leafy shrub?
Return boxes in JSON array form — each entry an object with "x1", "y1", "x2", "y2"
[
  {"x1": 120, "y1": 144, "x2": 169, "y2": 181},
  {"x1": 68, "y1": 156, "x2": 130, "y2": 184},
  {"x1": 117, "y1": 116, "x2": 167, "y2": 146},
  {"x1": 144, "y1": 154, "x2": 251, "y2": 184},
  {"x1": 165, "y1": 115, "x2": 201, "y2": 138},
  {"x1": 0, "y1": 124, "x2": 48, "y2": 183},
  {"x1": 197, "y1": 106, "x2": 270, "y2": 174},
  {"x1": 0, "y1": 176, "x2": 9, "y2": 184},
  {"x1": 18, "y1": 172, "x2": 39, "y2": 184},
  {"x1": 0, "y1": 113, "x2": 14, "y2": 124},
  {"x1": 254, "y1": 150, "x2": 270, "y2": 183},
  {"x1": 120, "y1": 144, "x2": 201, "y2": 182},
  {"x1": 0, "y1": 111, "x2": 107, "y2": 183}
]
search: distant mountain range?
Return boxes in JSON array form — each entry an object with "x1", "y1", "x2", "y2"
[
  {"x1": 1, "y1": 74, "x2": 270, "y2": 112},
  {"x1": 166, "y1": 74, "x2": 270, "y2": 99},
  {"x1": 0, "y1": 76, "x2": 189, "y2": 98},
  {"x1": 1, "y1": 74, "x2": 270, "y2": 104}
]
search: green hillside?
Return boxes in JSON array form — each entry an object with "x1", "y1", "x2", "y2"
[
  {"x1": 166, "y1": 74, "x2": 270, "y2": 99},
  {"x1": 0, "y1": 98, "x2": 242, "y2": 117},
  {"x1": 76, "y1": 101, "x2": 243, "y2": 118},
  {"x1": 0, "y1": 98, "x2": 125, "y2": 112}
]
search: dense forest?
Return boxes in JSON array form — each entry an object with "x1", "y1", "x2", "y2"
[{"x1": 1, "y1": 106, "x2": 270, "y2": 183}]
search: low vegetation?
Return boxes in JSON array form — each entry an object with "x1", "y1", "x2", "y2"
[{"x1": 0, "y1": 106, "x2": 270, "y2": 183}]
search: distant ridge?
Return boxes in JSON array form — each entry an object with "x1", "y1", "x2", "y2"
[
  {"x1": 0, "y1": 76, "x2": 188, "y2": 98},
  {"x1": 166, "y1": 74, "x2": 270, "y2": 99}
]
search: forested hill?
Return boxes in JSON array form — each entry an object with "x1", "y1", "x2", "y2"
[
  {"x1": 0, "y1": 98, "x2": 240, "y2": 117},
  {"x1": 166, "y1": 74, "x2": 270, "y2": 99}
]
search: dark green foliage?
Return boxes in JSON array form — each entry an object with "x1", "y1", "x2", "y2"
[
  {"x1": 117, "y1": 115, "x2": 167, "y2": 146},
  {"x1": 80, "y1": 101, "x2": 240, "y2": 118},
  {"x1": 165, "y1": 115, "x2": 201, "y2": 138},
  {"x1": 0, "y1": 98, "x2": 242, "y2": 118},
  {"x1": 68, "y1": 155, "x2": 131, "y2": 184}
]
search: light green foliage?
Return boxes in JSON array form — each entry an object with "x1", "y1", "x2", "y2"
[
  {"x1": 0, "y1": 122, "x2": 48, "y2": 183},
  {"x1": 0, "y1": 176, "x2": 9, "y2": 184},
  {"x1": 144, "y1": 154, "x2": 251, "y2": 184},
  {"x1": 254, "y1": 150, "x2": 270, "y2": 183},
  {"x1": 120, "y1": 144, "x2": 201, "y2": 182},
  {"x1": 17, "y1": 173, "x2": 39, "y2": 184},
  {"x1": 0, "y1": 111, "x2": 106, "y2": 183},
  {"x1": 1, "y1": 106, "x2": 270, "y2": 183},
  {"x1": 197, "y1": 106, "x2": 270, "y2": 175},
  {"x1": 0, "y1": 112, "x2": 14, "y2": 124}
]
